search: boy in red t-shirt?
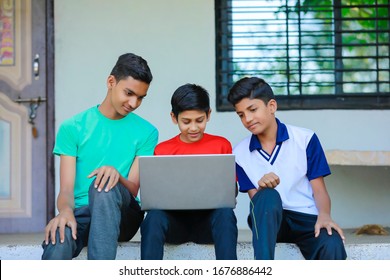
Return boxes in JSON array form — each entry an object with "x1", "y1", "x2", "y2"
[{"x1": 140, "y1": 83, "x2": 238, "y2": 260}]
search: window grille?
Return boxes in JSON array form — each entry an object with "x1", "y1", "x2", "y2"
[{"x1": 215, "y1": 0, "x2": 390, "y2": 110}]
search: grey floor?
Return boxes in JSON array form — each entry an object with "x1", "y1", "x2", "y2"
[{"x1": 1, "y1": 228, "x2": 390, "y2": 246}]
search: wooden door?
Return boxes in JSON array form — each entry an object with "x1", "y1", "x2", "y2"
[{"x1": 0, "y1": 0, "x2": 54, "y2": 233}]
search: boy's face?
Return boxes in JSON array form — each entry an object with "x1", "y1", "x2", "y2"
[
  {"x1": 171, "y1": 109, "x2": 210, "y2": 143},
  {"x1": 106, "y1": 75, "x2": 149, "y2": 119},
  {"x1": 234, "y1": 97, "x2": 276, "y2": 136}
]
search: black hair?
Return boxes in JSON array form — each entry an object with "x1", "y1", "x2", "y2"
[
  {"x1": 110, "y1": 53, "x2": 153, "y2": 84},
  {"x1": 227, "y1": 77, "x2": 275, "y2": 106},
  {"x1": 171, "y1": 83, "x2": 210, "y2": 119}
]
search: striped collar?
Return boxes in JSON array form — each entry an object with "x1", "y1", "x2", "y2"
[
  {"x1": 248, "y1": 118, "x2": 289, "y2": 164},
  {"x1": 249, "y1": 118, "x2": 289, "y2": 152}
]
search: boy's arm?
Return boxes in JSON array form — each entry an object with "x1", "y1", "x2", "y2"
[
  {"x1": 89, "y1": 128, "x2": 157, "y2": 195},
  {"x1": 311, "y1": 177, "x2": 345, "y2": 241},
  {"x1": 44, "y1": 155, "x2": 77, "y2": 245},
  {"x1": 124, "y1": 156, "x2": 141, "y2": 197},
  {"x1": 247, "y1": 172, "x2": 280, "y2": 199},
  {"x1": 248, "y1": 188, "x2": 258, "y2": 199},
  {"x1": 87, "y1": 157, "x2": 140, "y2": 197}
]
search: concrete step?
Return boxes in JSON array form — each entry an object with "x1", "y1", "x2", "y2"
[{"x1": 1, "y1": 229, "x2": 390, "y2": 260}]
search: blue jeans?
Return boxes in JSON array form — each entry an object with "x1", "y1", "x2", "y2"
[
  {"x1": 248, "y1": 188, "x2": 347, "y2": 260},
  {"x1": 41, "y1": 181, "x2": 144, "y2": 260},
  {"x1": 141, "y1": 208, "x2": 238, "y2": 260}
]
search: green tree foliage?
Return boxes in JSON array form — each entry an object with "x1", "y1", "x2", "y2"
[{"x1": 232, "y1": 0, "x2": 389, "y2": 95}]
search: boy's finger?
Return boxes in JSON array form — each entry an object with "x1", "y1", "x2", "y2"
[
  {"x1": 97, "y1": 175, "x2": 108, "y2": 192},
  {"x1": 334, "y1": 225, "x2": 345, "y2": 241},
  {"x1": 314, "y1": 226, "x2": 320, "y2": 238},
  {"x1": 68, "y1": 221, "x2": 77, "y2": 240},
  {"x1": 94, "y1": 172, "x2": 104, "y2": 189},
  {"x1": 258, "y1": 180, "x2": 266, "y2": 188},
  {"x1": 105, "y1": 176, "x2": 115, "y2": 192},
  {"x1": 50, "y1": 226, "x2": 57, "y2": 245},
  {"x1": 87, "y1": 169, "x2": 97, "y2": 178},
  {"x1": 59, "y1": 223, "x2": 66, "y2": 243},
  {"x1": 327, "y1": 225, "x2": 333, "y2": 236},
  {"x1": 106, "y1": 173, "x2": 120, "y2": 192},
  {"x1": 44, "y1": 224, "x2": 52, "y2": 245}
]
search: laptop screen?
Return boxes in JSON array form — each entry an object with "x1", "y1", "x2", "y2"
[{"x1": 139, "y1": 154, "x2": 236, "y2": 210}]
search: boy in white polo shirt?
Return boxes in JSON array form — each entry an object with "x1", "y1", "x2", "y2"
[{"x1": 227, "y1": 77, "x2": 346, "y2": 260}]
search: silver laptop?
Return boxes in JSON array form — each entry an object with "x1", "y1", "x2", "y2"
[{"x1": 139, "y1": 154, "x2": 236, "y2": 210}]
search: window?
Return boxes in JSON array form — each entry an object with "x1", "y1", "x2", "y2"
[{"x1": 215, "y1": 0, "x2": 390, "y2": 110}]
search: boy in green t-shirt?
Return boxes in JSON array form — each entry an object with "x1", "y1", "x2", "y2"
[{"x1": 41, "y1": 53, "x2": 158, "y2": 260}]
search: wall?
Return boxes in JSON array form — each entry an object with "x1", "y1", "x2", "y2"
[{"x1": 54, "y1": 0, "x2": 390, "y2": 229}]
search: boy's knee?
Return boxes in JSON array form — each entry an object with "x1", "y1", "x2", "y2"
[
  {"x1": 52, "y1": 226, "x2": 74, "y2": 244},
  {"x1": 141, "y1": 210, "x2": 169, "y2": 231},
  {"x1": 144, "y1": 209, "x2": 166, "y2": 220},
  {"x1": 253, "y1": 187, "x2": 280, "y2": 202},
  {"x1": 315, "y1": 229, "x2": 347, "y2": 260},
  {"x1": 88, "y1": 184, "x2": 120, "y2": 205},
  {"x1": 251, "y1": 188, "x2": 282, "y2": 212},
  {"x1": 320, "y1": 229, "x2": 344, "y2": 248},
  {"x1": 212, "y1": 208, "x2": 237, "y2": 223},
  {"x1": 41, "y1": 227, "x2": 76, "y2": 260}
]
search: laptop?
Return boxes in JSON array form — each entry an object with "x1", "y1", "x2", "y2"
[{"x1": 138, "y1": 154, "x2": 236, "y2": 210}]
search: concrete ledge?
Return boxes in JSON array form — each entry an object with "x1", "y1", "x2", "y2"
[
  {"x1": 2, "y1": 242, "x2": 390, "y2": 260},
  {"x1": 0, "y1": 242, "x2": 299, "y2": 260},
  {"x1": 326, "y1": 150, "x2": 390, "y2": 166},
  {"x1": 1, "y1": 229, "x2": 390, "y2": 260}
]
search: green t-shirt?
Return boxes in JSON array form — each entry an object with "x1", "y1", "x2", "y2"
[{"x1": 53, "y1": 105, "x2": 158, "y2": 208}]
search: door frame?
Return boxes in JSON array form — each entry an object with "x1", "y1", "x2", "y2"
[{"x1": 45, "y1": 0, "x2": 55, "y2": 222}]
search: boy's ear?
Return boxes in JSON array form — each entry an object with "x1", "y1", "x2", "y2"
[
  {"x1": 268, "y1": 99, "x2": 277, "y2": 114},
  {"x1": 170, "y1": 112, "x2": 178, "y2": 124},
  {"x1": 206, "y1": 109, "x2": 212, "y2": 121},
  {"x1": 107, "y1": 75, "x2": 117, "y2": 89}
]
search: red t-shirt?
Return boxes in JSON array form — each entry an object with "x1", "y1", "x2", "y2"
[{"x1": 154, "y1": 133, "x2": 232, "y2": 155}]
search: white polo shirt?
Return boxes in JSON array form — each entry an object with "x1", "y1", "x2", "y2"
[{"x1": 233, "y1": 118, "x2": 330, "y2": 215}]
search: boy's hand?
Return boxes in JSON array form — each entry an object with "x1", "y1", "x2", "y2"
[
  {"x1": 44, "y1": 208, "x2": 77, "y2": 245},
  {"x1": 258, "y1": 172, "x2": 280, "y2": 188},
  {"x1": 88, "y1": 166, "x2": 120, "y2": 192},
  {"x1": 314, "y1": 214, "x2": 346, "y2": 242}
]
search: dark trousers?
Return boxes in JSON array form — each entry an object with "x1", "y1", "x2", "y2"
[
  {"x1": 41, "y1": 180, "x2": 144, "y2": 260},
  {"x1": 249, "y1": 188, "x2": 347, "y2": 260},
  {"x1": 141, "y1": 208, "x2": 238, "y2": 260}
]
